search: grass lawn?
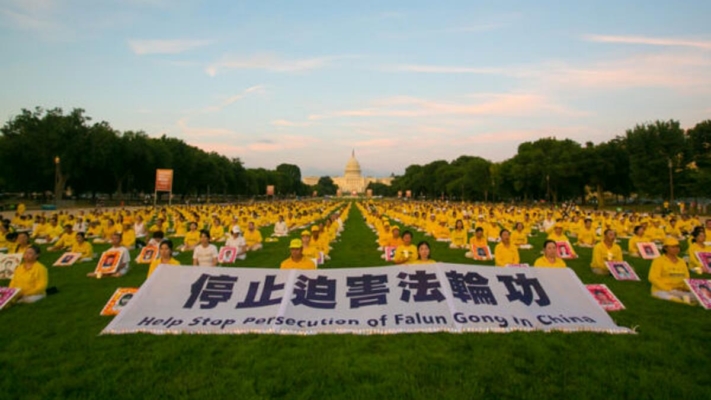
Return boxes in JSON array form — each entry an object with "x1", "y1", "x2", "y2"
[{"x1": 1, "y1": 201, "x2": 710, "y2": 399}]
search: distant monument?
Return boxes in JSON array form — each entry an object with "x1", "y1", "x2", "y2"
[{"x1": 302, "y1": 150, "x2": 393, "y2": 194}]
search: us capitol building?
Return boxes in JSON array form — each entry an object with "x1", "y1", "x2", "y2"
[{"x1": 302, "y1": 151, "x2": 393, "y2": 194}]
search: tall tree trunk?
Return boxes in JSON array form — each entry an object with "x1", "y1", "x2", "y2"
[{"x1": 597, "y1": 183, "x2": 605, "y2": 208}]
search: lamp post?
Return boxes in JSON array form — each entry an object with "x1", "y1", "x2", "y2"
[{"x1": 54, "y1": 156, "x2": 61, "y2": 206}]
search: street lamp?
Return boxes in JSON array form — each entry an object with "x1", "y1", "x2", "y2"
[{"x1": 54, "y1": 156, "x2": 61, "y2": 206}]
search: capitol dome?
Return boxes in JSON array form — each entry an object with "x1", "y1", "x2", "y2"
[{"x1": 344, "y1": 150, "x2": 362, "y2": 177}]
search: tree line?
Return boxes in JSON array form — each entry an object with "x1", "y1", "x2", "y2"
[
  {"x1": 0, "y1": 107, "x2": 309, "y2": 200},
  {"x1": 368, "y1": 120, "x2": 711, "y2": 206},
  {"x1": 1, "y1": 107, "x2": 710, "y2": 205}
]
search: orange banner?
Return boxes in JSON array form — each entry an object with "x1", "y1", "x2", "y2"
[{"x1": 155, "y1": 169, "x2": 173, "y2": 192}]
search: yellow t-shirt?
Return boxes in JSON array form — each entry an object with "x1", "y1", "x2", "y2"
[
  {"x1": 628, "y1": 235, "x2": 645, "y2": 256},
  {"x1": 280, "y1": 257, "x2": 316, "y2": 270},
  {"x1": 121, "y1": 229, "x2": 136, "y2": 248},
  {"x1": 71, "y1": 241, "x2": 94, "y2": 259},
  {"x1": 688, "y1": 242, "x2": 711, "y2": 272},
  {"x1": 210, "y1": 225, "x2": 225, "y2": 241},
  {"x1": 533, "y1": 256, "x2": 567, "y2": 268},
  {"x1": 577, "y1": 228, "x2": 597, "y2": 246},
  {"x1": 648, "y1": 255, "x2": 689, "y2": 293},
  {"x1": 409, "y1": 259, "x2": 436, "y2": 264},
  {"x1": 184, "y1": 230, "x2": 200, "y2": 247},
  {"x1": 147, "y1": 257, "x2": 180, "y2": 278},
  {"x1": 9, "y1": 261, "x2": 48, "y2": 297},
  {"x1": 450, "y1": 229, "x2": 468, "y2": 247},
  {"x1": 590, "y1": 241, "x2": 623, "y2": 270},
  {"x1": 244, "y1": 229, "x2": 263, "y2": 247},
  {"x1": 394, "y1": 244, "x2": 418, "y2": 264},
  {"x1": 511, "y1": 230, "x2": 528, "y2": 247},
  {"x1": 494, "y1": 243, "x2": 520, "y2": 267}
]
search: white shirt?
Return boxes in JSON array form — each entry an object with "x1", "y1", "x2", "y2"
[
  {"x1": 193, "y1": 244, "x2": 218, "y2": 267},
  {"x1": 225, "y1": 236, "x2": 247, "y2": 253},
  {"x1": 134, "y1": 222, "x2": 147, "y2": 238},
  {"x1": 274, "y1": 221, "x2": 288, "y2": 235}
]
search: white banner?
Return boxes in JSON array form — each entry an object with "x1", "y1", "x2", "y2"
[{"x1": 101, "y1": 264, "x2": 634, "y2": 335}]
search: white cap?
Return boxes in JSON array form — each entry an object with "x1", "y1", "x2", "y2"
[{"x1": 231, "y1": 226, "x2": 241, "y2": 234}]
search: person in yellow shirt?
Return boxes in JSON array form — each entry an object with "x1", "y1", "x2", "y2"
[
  {"x1": 687, "y1": 227, "x2": 710, "y2": 274},
  {"x1": 645, "y1": 220, "x2": 665, "y2": 242},
  {"x1": 511, "y1": 222, "x2": 531, "y2": 249},
  {"x1": 71, "y1": 232, "x2": 94, "y2": 261},
  {"x1": 547, "y1": 224, "x2": 570, "y2": 243},
  {"x1": 172, "y1": 215, "x2": 188, "y2": 237},
  {"x1": 181, "y1": 222, "x2": 200, "y2": 251},
  {"x1": 494, "y1": 229, "x2": 520, "y2": 267},
  {"x1": 648, "y1": 237, "x2": 695, "y2": 304},
  {"x1": 300, "y1": 230, "x2": 320, "y2": 261},
  {"x1": 665, "y1": 218, "x2": 683, "y2": 239},
  {"x1": 147, "y1": 239, "x2": 181, "y2": 279},
  {"x1": 48, "y1": 225, "x2": 77, "y2": 251},
  {"x1": 243, "y1": 221, "x2": 263, "y2": 251},
  {"x1": 9, "y1": 231, "x2": 31, "y2": 255},
  {"x1": 465, "y1": 227, "x2": 489, "y2": 259},
  {"x1": 41, "y1": 218, "x2": 63, "y2": 244},
  {"x1": 86, "y1": 221, "x2": 102, "y2": 238},
  {"x1": 590, "y1": 229, "x2": 624, "y2": 274},
  {"x1": 628, "y1": 225, "x2": 646, "y2": 257},
  {"x1": 533, "y1": 240, "x2": 567, "y2": 268},
  {"x1": 121, "y1": 223, "x2": 136, "y2": 249},
  {"x1": 209, "y1": 217, "x2": 226, "y2": 243},
  {"x1": 280, "y1": 239, "x2": 317, "y2": 269},
  {"x1": 432, "y1": 218, "x2": 451, "y2": 241},
  {"x1": 9, "y1": 245, "x2": 48, "y2": 303},
  {"x1": 310, "y1": 226, "x2": 330, "y2": 260},
  {"x1": 576, "y1": 219, "x2": 597, "y2": 248},
  {"x1": 394, "y1": 230, "x2": 418, "y2": 264},
  {"x1": 377, "y1": 223, "x2": 393, "y2": 250},
  {"x1": 449, "y1": 220, "x2": 468, "y2": 249},
  {"x1": 410, "y1": 241, "x2": 436, "y2": 264},
  {"x1": 386, "y1": 226, "x2": 404, "y2": 248}
]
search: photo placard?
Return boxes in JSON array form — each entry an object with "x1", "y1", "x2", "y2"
[
  {"x1": 100, "y1": 288, "x2": 139, "y2": 316},
  {"x1": 136, "y1": 246, "x2": 159, "y2": 264},
  {"x1": 637, "y1": 242, "x2": 660, "y2": 260},
  {"x1": 94, "y1": 250, "x2": 122, "y2": 276},
  {"x1": 0, "y1": 287, "x2": 21, "y2": 310},
  {"x1": 586, "y1": 284, "x2": 625, "y2": 312},
  {"x1": 685, "y1": 279, "x2": 711, "y2": 310},
  {"x1": 605, "y1": 261, "x2": 641, "y2": 281},
  {"x1": 53, "y1": 252, "x2": 82, "y2": 267},
  {"x1": 0, "y1": 253, "x2": 23, "y2": 279},
  {"x1": 218, "y1": 246, "x2": 237, "y2": 263}
]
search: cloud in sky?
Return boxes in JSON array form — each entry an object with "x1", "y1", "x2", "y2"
[
  {"x1": 128, "y1": 39, "x2": 214, "y2": 55},
  {"x1": 308, "y1": 93, "x2": 585, "y2": 120},
  {"x1": 205, "y1": 53, "x2": 354, "y2": 76},
  {"x1": 584, "y1": 34, "x2": 711, "y2": 50}
]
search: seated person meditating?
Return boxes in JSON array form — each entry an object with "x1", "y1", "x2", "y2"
[
  {"x1": 648, "y1": 237, "x2": 695, "y2": 304},
  {"x1": 280, "y1": 239, "x2": 316, "y2": 270},
  {"x1": 9, "y1": 245, "x2": 48, "y2": 303},
  {"x1": 394, "y1": 230, "x2": 417, "y2": 264},
  {"x1": 590, "y1": 229, "x2": 623, "y2": 275},
  {"x1": 534, "y1": 240, "x2": 567, "y2": 268}
]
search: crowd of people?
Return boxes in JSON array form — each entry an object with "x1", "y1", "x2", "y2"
[{"x1": 1, "y1": 199, "x2": 710, "y2": 308}]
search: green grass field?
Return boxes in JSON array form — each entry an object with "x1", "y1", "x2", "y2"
[{"x1": 1, "y1": 202, "x2": 710, "y2": 399}]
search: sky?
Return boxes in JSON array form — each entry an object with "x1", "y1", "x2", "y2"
[{"x1": 1, "y1": 0, "x2": 710, "y2": 178}]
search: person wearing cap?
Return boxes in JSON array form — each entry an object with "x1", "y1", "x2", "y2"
[
  {"x1": 590, "y1": 229, "x2": 623, "y2": 274},
  {"x1": 273, "y1": 215, "x2": 289, "y2": 237},
  {"x1": 243, "y1": 221, "x2": 263, "y2": 251},
  {"x1": 494, "y1": 229, "x2": 520, "y2": 267},
  {"x1": 648, "y1": 237, "x2": 695, "y2": 304},
  {"x1": 225, "y1": 226, "x2": 247, "y2": 261},
  {"x1": 280, "y1": 239, "x2": 316, "y2": 269},
  {"x1": 394, "y1": 230, "x2": 417, "y2": 264},
  {"x1": 533, "y1": 240, "x2": 567, "y2": 268},
  {"x1": 299, "y1": 230, "x2": 320, "y2": 261}
]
